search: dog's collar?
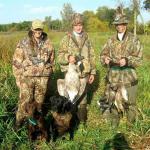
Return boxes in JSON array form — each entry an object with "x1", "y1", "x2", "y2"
[{"x1": 28, "y1": 118, "x2": 38, "y2": 126}]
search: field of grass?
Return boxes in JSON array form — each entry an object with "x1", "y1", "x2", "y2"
[{"x1": 0, "y1": 31, "x2": 150, "y2": 150}]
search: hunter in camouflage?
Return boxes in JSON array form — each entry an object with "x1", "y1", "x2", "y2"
[
  {"x1": 100, "y1": 7, "x2": 142, "y2": 128},
  {"x1": 58, "y1": 13, "x2": 96, "y2": 124},
  {"x1": 13, "y1": 19, "x2": 54, "y2": 128}
]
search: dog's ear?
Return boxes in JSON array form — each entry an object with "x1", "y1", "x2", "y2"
[
  {"x1": 56, "y1": 98, "x2": 63, "y2": 113},
  {"x1": 49, "y1": 96, "x2": 61, "y2": 112}
]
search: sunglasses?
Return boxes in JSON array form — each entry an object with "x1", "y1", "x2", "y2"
[{"x1": 33, "y1": 30, "x2": 42, "y2": 34}]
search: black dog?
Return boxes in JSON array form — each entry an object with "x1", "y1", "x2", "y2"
[{"x1": 48, "y1": 95, "x2": 78, "y2": 141}]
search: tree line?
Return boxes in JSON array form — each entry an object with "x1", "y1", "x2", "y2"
[{"x1": 0, "y1": 2, "x2": 150, "y2": 34}]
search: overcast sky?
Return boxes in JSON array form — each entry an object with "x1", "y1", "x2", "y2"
[{"x1": 0, "y1": 0, "x2": 149, "y2": 24}]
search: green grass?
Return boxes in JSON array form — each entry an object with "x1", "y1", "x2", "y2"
[{"x1": 0, "y1": 32, "x2": 150, "y2": 149}]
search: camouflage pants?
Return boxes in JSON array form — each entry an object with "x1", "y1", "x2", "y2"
[
  {"x1": 77, "y1": 76, "x2": 88, "y2": 123},
  {"x1": 104, "y1": 84, "x2": 138, "y2": 128},
  {"x1": 16, "y1": 76, "x2": 49, "y2": 123}
]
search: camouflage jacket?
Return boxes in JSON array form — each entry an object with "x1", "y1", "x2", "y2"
[
  {"x1": 13, "y1": 32, "x2": 54, "y2": 81},
  {"x1": 100, "y1": 31, "x2": 142, "y2": 87},
  {"x1": 58, "y1": 32, "x2": 96, "y2": 77}
]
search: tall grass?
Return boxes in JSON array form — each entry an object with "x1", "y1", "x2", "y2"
[{"x1": 0, "y1": 31, "x2": 150, "y2": 149}]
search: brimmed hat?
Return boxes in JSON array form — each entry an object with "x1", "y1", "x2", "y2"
[
  {"x1": 72, "y1": 13, "x2": 84, "y2": 26},
  {"x1": 112, "y1": 6, "x2": 129, "y2": 25},
  {"x1": 32, "y1": 19, "x2": 44, "y2": 30}
]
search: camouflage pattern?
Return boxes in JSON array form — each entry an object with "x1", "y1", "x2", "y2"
[
  {"x1": 100, "y1": 31, "x2": 142, "y2": 126},
  {"x1": 13, "y1": 32, "x2": 54, "y2": 87},
  {"x1": 112, "y1": 6, "x2": 129, "y2": 25},
  {"x1": 100, "y1": 31, "x2": 142, "y2": 87},
  {"x1": 58, "y1": 31, "x2": 96, "y2": 122},
  {"x1": 112, "y1": 14, "x2": 129, "y2": 25},
  {"x1": 32, "y1": 19, "x2": 44, "y2": 30},
  {"x1": 58, "y1": 32, "x2": 96, "y2": 77},
  {"x1": 16, "y1": 76, "x2": 49, "y2": 123},
  {"x1": 72, "y1": 13, "x2": 84, "y2": 26},
  {"x1": 13, "y1": 31, "x2": 54, "y2": 124}
]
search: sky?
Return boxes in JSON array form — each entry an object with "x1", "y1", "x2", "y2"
[{"x1": 0, "y1": 0, "x2": 149, "y2": 24}]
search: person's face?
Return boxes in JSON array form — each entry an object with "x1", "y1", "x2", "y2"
[
  {"x1": 32, "y1": 28, "x2": 43, "y2": 39},
  {"x1": 73, "y1": 24, "x2": 83, "y2": 34},
  {"x1": 116, "y1": 24, "x2": 127, "y2": 33}
]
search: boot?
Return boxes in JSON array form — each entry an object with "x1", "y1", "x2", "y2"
[
  {"x1": 110, "y1": 108, "x2": 120, "y2": 129},
  {"x1": 14, "y1": 119, "x2": 24, "y2": 131},
  {"x1": 77, "y1": 105, "x2": 87, "y2": 123}
]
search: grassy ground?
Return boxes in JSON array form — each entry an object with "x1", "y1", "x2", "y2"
[{"x1": 0, "y1": 31, "x2": 150, "y2": 150}]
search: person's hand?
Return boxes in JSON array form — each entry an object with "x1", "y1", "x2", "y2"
[
  {"x1": 104, "y1": 57, "x2": 111, "y2": 65},
  {"x1": 88, "y1": 74, "x2": 95, "y2": 84},
  {"x1": 68, "y1": 55, "x2": 76, "y2": 64},
  {"x1": 119, "y1": 58, "x2": 127, "y2": 67}
]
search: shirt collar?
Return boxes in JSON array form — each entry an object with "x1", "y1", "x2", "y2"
[
  {"x1": 73, "y1": 31, "x2": 83, "y2": 37},
  {"x1": 117, "y1": 31, "x2": 127, "y2": 41}
]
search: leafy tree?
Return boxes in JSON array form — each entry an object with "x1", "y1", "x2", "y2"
[
  {"x1": 50, "y1": 19, "x2": 62, "y2": 30},
  {"x1": 143, "y1": 0, "x2": 150, "y2": 10},
  {"x1": 132, "y1": 0, "x2": 141, "y2": 36},
  {"x1": 145, "y1": 22, "x2": 150, "y2": 34},
  {"x1": 0, "y1": 21, "x2": 31, "y2": 32},
  {"x1": 82, "y1": 11, "x2": 96, "y2": 30},
  {"x1": 60, "y1": 3, "x2": 75, "y2": 31},
  {"x1": 44, "y1": 16, "x2": 52, "y2": 32},
  {"x1": 96, "y1": 6, "x2": 115, "y2": 25},
  {"x1": 86, "y1": 16, "x2": 109, "y2": 32},
  {"x1": 17, "y1": 21, "x2": 31, "y2": 31}
]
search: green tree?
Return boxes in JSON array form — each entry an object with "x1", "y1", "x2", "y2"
[
  {"x1": 96, "y1": 6, "x2": 115, "y2": 25},
  {"x1": 60, "y1": 3, "x2": 75, "y2": 31},
  {"x1": 86, "y1": 16, "x2": 109, "y2": 32},
  {"x1": 50, "y1": 19, "x2": 62, "y2": 30},
  {"x1": 132, "y1": 0, "x2": 141, "y2": 36},
  {"x1": 143, "y1": 0, "x2": 150, "y2": 10},
  {"x1": 82, "y1": 10, "x2": 96, "y2": 30},
  {"x1": 44, "y1": 16, "x2": 52, "y2": 32},
  {"x1": 16, "y1": 21, "x2": 31, "y2": 31}
]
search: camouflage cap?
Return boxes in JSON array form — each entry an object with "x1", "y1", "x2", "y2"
[
  {"x1": 72, "y1": 13, "x2": 84, "y2": 26},
  {"x1": 112, "y1": 15, "x2": 129, "y2": 25},
  {"x1": 112, "y1": 6, "x2": 129, "y2": 25},
  {"x1": 31, "y1": 19, "x2": 44, "y2": 30}
]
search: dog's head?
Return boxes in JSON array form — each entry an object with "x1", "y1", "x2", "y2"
[{"x1": 49, "y1": 96, "x2": 74, "y2": 114}]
